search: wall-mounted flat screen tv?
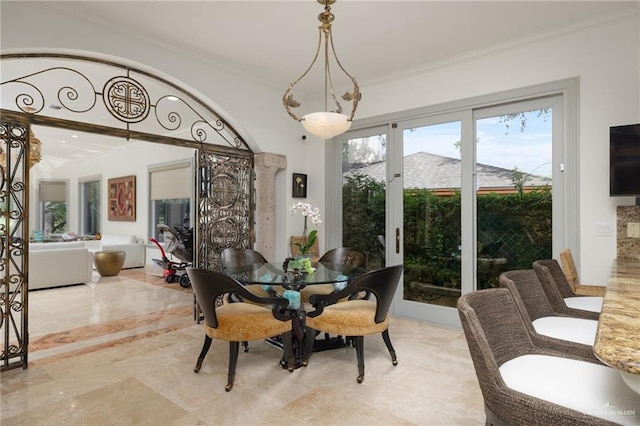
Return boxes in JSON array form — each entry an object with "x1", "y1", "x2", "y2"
[{"x1": 610, "y1": 124, "x2": 640, "y2": 197}]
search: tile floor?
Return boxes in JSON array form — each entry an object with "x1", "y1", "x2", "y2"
[{"x1": 1, "y1": 269, "x2": 485, "y2": 425}]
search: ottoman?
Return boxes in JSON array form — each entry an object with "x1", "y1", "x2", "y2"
[{"x1": 94, "y1": 250, "x2": 126, "y2": 277}]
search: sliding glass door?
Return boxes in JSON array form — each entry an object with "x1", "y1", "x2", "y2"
[
  {"x1": 337, "y1": 126, "x2": 388, "y2": 269},
  {"x1": 388, "y1": 112, "x2": 473, "y2": 326},
  {"x1": 387, "y1": 97, "x2": 561, "y2": 326},
  {"x1": 333, "y1": 83, "x2": 574, "y2": 327},
  {"x1": 474, "y1": 97, "x2": 559, "y2": 289}
]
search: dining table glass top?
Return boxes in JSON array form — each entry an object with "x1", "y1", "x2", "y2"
[{"x1": 223, "y1": 261, "x2": 365, "y2": 287}]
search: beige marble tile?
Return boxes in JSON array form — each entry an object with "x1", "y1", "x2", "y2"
[{"x1": 2, "y1": 270, "x2": 486, "y2": 425}]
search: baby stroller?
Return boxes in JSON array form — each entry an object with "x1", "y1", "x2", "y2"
[{"x1": 150, "y1": 224, "x2": 193, "y2": 288}]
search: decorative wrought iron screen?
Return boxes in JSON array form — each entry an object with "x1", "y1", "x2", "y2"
[
  {"x1": 197, "y1": 150, "x2": 253, "y2": 272},
  {"x1": 0, "y1": 120, "x2": 30, "y2": 371},
  {"x1": 0, "y1": 53, "x2": 256, "y2": 368}
]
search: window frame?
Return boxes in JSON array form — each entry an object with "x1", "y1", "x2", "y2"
[
  {"x1": 78, "y1": 176, "x2": 101, "y2": 237},
  {"x1": 326, "y1": 78, "x2": 579, "y2": 320},
  {"x1": 36, "y1": 179, "x2": 69, "y2": 237},
  {"x1": 148, "y1": 160, "x2": 195, "y2": 241}
]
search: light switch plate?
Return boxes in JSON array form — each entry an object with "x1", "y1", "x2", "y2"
[
  {"x1": 628, "y1": 222, "x2": 640, "y2": 238},
  {"x1": 595, "y1": 222, "x2": 612, "y2": 236}
]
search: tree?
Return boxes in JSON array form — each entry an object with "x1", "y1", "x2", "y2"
[{"x1": 498, "y1": 108, "x2": 551, "y2": 135}]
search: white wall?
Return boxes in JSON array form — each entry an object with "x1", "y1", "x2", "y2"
[
  {"x1": 351, "y1": 13, "x2": 639, "y2": 285},
  {"x1": 1, "y1": 1, "x2": 323, "y2": 262},
  {"x1": 30, "y1": 142, "x2": 193, "y2": 241},
  {"x1": 3, "y1": 3, "x2": 639, "y2": 282}
]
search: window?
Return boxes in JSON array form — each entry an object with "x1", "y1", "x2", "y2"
[
  {"x1": 149, "y1": 162, "x2": 193, "y2": 241},
  {"x1": 79, "y1": 178, "x2": 101, "y2": 236},
  {"x1": 329, "y1": 79, "x2": 578, "y2": 326},
  {"x1": 37, "y1": 180, "x2": 68, "y2": 236}
]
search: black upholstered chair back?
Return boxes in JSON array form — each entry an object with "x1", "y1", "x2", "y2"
[
  {"x1": 220, "y1": 248, "x2": 268, "y2": 271},
  {"x1": 318, "y1": 247, "x2": 367, "y2": 268},
  {"x1": 308, "y1": 264, "x2": 403, "y2": 324},
  {"x1": 498, "y1": 269, "x2": 556, "y2": 321},
  {"x1": 350, "y1": 264, "x2": 403, "y2": 323}
]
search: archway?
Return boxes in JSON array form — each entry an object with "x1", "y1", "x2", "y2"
[{"x1": 0, "y1": 52, "x2": 284, "y2": 371}]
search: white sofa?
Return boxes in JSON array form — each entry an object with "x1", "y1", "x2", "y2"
[
  {"x1": 83, "y1": 234, "x2": 146, "y2": 269},
  {"x1": 29, "y1": 242, "x2": 93, "y2": 290}
]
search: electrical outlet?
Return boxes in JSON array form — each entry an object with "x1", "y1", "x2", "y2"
[{"x1": 628, "y1": 222, "x2": 640, "y2": 238}]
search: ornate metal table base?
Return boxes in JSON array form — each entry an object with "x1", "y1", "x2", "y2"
[{"x1": 267, "y1": 311, "x2": 348, "y2": 370}]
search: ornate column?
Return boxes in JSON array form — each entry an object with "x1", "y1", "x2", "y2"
[{"x1": 254, "y1": 152, "x2": 286, "y2": 261}]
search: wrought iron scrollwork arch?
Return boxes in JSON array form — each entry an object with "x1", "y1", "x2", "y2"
[
  {"x1": 0, "y1": 53, "x2": 251, "y2": 151},
  {"x1": 0, "y1": 53, "x2": 255, "y2": 371}
]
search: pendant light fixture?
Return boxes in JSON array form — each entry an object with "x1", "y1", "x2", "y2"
[{"x1": 283, "y1": 0, "x2": 361, "y2": 140}]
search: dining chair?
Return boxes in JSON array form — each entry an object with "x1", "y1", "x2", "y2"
[
  {"x1": 220, "y1": 247, "x2": 277, "y2": 299},
  {"x1": 300, "y1": 247, "x2": 367, "y2": 303},
  {"x1": 220, "y1": 247, "x2": 283, "y2": 352},
  {"x1": 301, "y1": 247, "x2": 369, "y2": 349},
  {"x1": 559, "y1": 249, "x2": 607, "y2": 297},
  {"x1": 494, "y1": 271, "x2": 599, "y2": 363},
  {"x1": 458, "y1": 288, "x2": 639, "y2": 426},
  {"x1": 186, "y1": 267, "x2": 294, "y2": 391},
  {"x1": 304, "y1": 264, "x2": 403, "y2": 383},
  {"x1": 533, "y1": 259, "x2": 603, "y2": 313},
  {"x1": 498, "y1": 270, "x2": 599, "y2": 347}
]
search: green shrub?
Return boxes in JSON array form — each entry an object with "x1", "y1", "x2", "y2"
[{"x1": 342, "y1": 173, "x2": 552, "y2": 290}]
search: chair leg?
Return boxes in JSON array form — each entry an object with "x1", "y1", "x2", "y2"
[
  {"x1": 194, "y1": 335, "x2": 212, "y2": 373},
  {"x1": 354, "y1": 335, "x2": 365, "y2": 383},
  {"x1": 242, "y1": 341, "x2": 249, "y2": 352},
  {"x1": 381, "y1": 329, "x2": 398, "y2": 366},
  {"x1": 226, "y1": 341, "x2": 240, "y2": 392}
]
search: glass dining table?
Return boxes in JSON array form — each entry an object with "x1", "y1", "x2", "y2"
[
  {"x1": 223, "y1": 260, "x2": 365, "y2": 369},
  {"x1": 223, "y1": 260, "x2": 363, "y2": 288}
]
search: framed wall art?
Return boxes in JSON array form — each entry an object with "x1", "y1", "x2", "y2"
[
  {"x1": 108, "y1": 175, "x2": 136, "y2": 221},
  {"x1": 292, "y1": 173, "x2": 307, "y2": 198}
]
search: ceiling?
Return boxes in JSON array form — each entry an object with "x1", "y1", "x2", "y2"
[
  {"x1": 14, "y1": 1, "x2": 640, "y2": 162},
  {"x1": 43, "y1": 0, "x2": 636, "y2": 96}
]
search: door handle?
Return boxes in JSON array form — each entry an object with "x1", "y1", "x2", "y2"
[{"x1": 395, "y1": 227, "x2": 400, "y2": 254}]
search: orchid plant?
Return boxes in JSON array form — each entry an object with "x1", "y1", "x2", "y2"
[{"x1": 290, "y1": 202, "x2": 321, "y2": 255}]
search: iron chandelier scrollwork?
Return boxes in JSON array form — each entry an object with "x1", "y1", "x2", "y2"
[{"x1": 283, "y1": 0, "x2": 362, "y2": 140}]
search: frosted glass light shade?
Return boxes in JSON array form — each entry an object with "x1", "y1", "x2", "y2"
[{"x1": 301, "y1": 112, "x2": 352, "y2": 140}]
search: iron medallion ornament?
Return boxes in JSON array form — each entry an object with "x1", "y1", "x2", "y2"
[{"x1": 103, "y1": 76, "x2": 150, "y2": 123}]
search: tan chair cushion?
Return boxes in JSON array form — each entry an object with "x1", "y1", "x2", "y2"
[
  {"x1": 306, "y1": 299, "x2": 389, "y2": 336},
  {"x1": 204, "y1": 302, "x2": 291, "y2": 341},
  {"x1": 300, "y1": 284, "x2": 335, "y2": 303}
]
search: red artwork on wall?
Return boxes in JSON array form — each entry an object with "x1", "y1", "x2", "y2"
[{"x1": 108, "y1": 175, "x2": 136, "y2": 221}]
